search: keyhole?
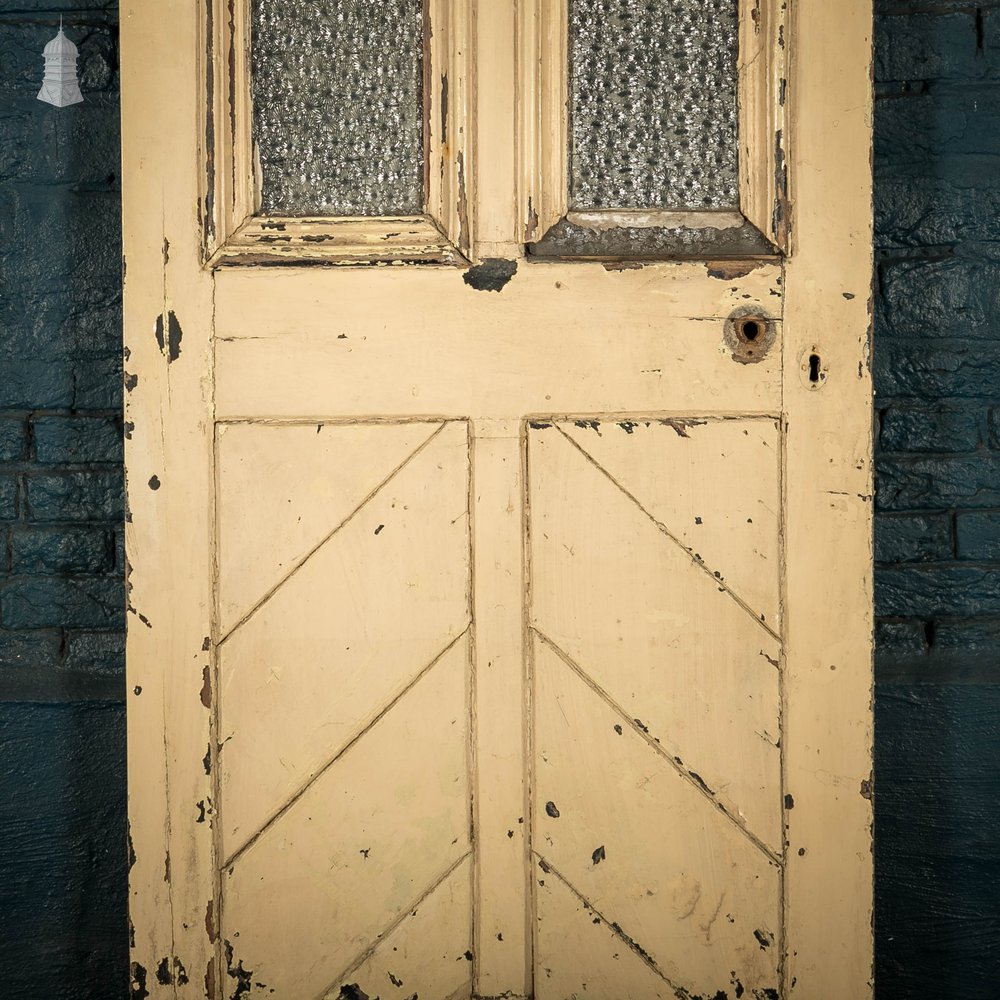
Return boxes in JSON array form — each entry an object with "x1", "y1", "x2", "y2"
[
  {"x1": 735, "y1": 316, "x2": 764, "y2": 344},
  {"x1": 809, "y1": 353, "x2": 822, "y2": 383}
]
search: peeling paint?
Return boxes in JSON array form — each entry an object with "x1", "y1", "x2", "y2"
[
  {"x1": 154, "y1": 310, "x2": 183, "y2": 363},
  {"x1": 707, "y1": 261, "x2": 761, "y2": 280},
  {"x1": 339, "y1": 986, "x2": 370, "y2": 1000},
  {"x1": 225, "y1": 940, "x2": 254, "y2": 998},
  {"x1": 661, "y1": 417, "x2": 707, "y2": 438},
  {"x1": 206, "y1": 899, "x2": 218, "y2": 944},
  {"x1": 525, "y1": 197, "x2": 539, "y2": 241},
  {"x1": 130, "y1": 961, "x2": 150, "y2": 1000},
  {"x1": 463, "y1": 258, "x2": 517, "y2": 293},
  {"x1": 602, "y1": 260, "x2": 645, "y2": 271},
  {"x1": 456, "y1": 150, "x2": 470, "y2": 254},
  {"x1": 772, "y1": 129, "x2": 790, "y2": 245}
]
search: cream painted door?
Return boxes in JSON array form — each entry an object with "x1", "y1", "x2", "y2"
[{"x1": 122, "y1": 3, "x2": 874, "y2": 999}]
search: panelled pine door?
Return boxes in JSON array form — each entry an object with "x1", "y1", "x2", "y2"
[{"x1": 122, "y1": 2, "x2": 874, "y2": 998}]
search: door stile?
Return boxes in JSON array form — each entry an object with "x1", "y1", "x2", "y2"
[
  {"x1": 123, "y1": 0, "x2": 218, "y2": 995},
  {"x1": 470, "y1": 420, "x2": 532, "y2": 1000},
  {"x1": 781, "y1": 1, "x2": 875, "y2": 997}
]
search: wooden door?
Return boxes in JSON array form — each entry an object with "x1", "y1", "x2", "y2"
[{"x1": 122, "y1": 3, "x2": 874, "y2": 999}]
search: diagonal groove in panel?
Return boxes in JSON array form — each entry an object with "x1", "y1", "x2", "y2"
[
  {"x1": 218, "y1": 421, "x2": 447, "y2": 645},
  {"x1": 533, "y1": 626, "x2": 781, "y2": 867},
  {"x1": 222, "y1": 627, "x2": 470, "y2": 870},
  {"x1": 536, "y1": 853, "x2": 696, "y2": 1000},
  {"x1": 554, "y1": 424, "x2": 780, "y2": 644},
  {"x1": 318, "y1": 851, "x2": 472, "y2": 1000}
]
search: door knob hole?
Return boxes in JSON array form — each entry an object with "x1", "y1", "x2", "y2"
[{"x1": 725, "y1": 308, "x2": 776, "y2": 365}]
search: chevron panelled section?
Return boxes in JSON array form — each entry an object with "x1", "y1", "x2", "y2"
[
  {"x1": 528, "y1": 418, "x2": 784, "y2": 1000},
  {"x1": 216, "y1": 420, "x2": 473, "y2": 999}
]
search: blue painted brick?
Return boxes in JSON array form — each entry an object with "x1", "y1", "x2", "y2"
[
  {"x1": 10, "y1": 527, "x2": 114, "y2": 575},
  {"x1": 1, "y1": 578, "x2": 123, "y2": 630},
  {"x1": 877, "y1": 253, "x2": 1000, "y2": 343},
  {"x1": 0, "y1": 702, "x2": 127, "y2": 1000},
  {"x1": 934, "y1": 618, "x2": 1000, "y2": 653},
  {"x1": 113, "y1": 524, "x2": 124, "y2": 572},
  {"x1": 877, "y1": 455, "x2": 1000, "y2": 511},
  {"x1": 876, "y1": 164, "x2": 1000, "y2": 248},
  {"x1": 955, "y1": 512, "x2": 1000, "y2": 560},
  {"x1": 2, "y1": 0, "x2": 117, "y2": 10},
  {"x1": 24, "y1": 469, "x2": 123, "y2": 522},
  {"x1": 0, "y1": 418, "x2": 27, "y2": 463},
  {"x1": 0, "y1": 189, "x2": 122, "y2": 346},
  {"x1": 877, "y1": 90, "x2": 1000, "y2": 163},
  {"x1": 0, "y1": 474, "x2": 18, "y2": 521},
  {"x1": 876, "y1": 513, "x2": 953, "y2": 563},
  {"x1": 875, "y1": 13, "x2": 981, "y2": 83},
  {"x1": 877, "y1": 566, "x2": 1000, "y2": 617},
  {"x1": 875, "y1": 620, "x2": 928, "y2": 655},
  {"x1": 0, "y1": 629, "x2": 61, "y2": 671},
  {"x1": 0, "y1": 359, "x2": 74, "y2": 409},
  {"x1": 73, "y1": 354, "x2": 123, "y2": 411},
  {"x1": 880, "y1": 406, "x2": 981, "y2": 453},
  {"x1": 875, "y1": 339, "x2": 1000, "y2": 402},
  {"x1": 32, "y1": 415, "x2": 122, "y2": 465},
  {"x1": 989, "y1": 408, "x2": 1000, "y2": 449},
  {"x1": 876, "y1": 685, "x2": 1000, "y2": 1000},
  {"x1": 63, "y1": 630, "x2": 124, "y2": 674}
]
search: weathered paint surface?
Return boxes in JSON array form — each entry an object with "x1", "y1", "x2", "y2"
[
  {"x1": 122, "y1": 1, "x2": 873, "y2": 998},
  {"x1": 5, "y1": 1, "x2": 1000, "y2": 998}
]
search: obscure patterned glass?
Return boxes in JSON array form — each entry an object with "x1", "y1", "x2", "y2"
[
  {"x1": 569, "y1": 0, "x2": 739, "y2": 210},
  {"x1": 251, "y1": 0, "x2": 424, "y2": 216}
]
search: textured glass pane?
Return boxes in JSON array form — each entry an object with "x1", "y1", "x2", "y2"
[
  {"x1": 570, "y1": 0, "x2": 739, "y2": 210},
  {"x1": 251, "y1": 0, "x2": 424, "y2": 216}
]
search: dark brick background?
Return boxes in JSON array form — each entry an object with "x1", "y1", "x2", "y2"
[{"x1": 1, "y1": 2, "x2": 999, "y2": 997}]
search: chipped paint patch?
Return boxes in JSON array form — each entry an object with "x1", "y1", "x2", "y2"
[
  {"x1": 154, "y1": 310, "x2": 183, "y2": 363},
  {"x1": 464, "y1": 258, "x2": 518, "y2": 293},
  {"x1": 707, "y1": 261, "x2": 762, "y2": 280}
]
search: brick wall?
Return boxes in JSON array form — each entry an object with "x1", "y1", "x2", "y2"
[
  {"x1": 873, "y1": 2, "x2": 1000, "y2": 997},
  {"x1": 1, "y1": 2, "x2": 998, "y2": 998},
  {"x1": 0, "y1": 3, "x2": 127, "y2": 997}
]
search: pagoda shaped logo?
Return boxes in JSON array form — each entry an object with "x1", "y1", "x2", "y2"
[{"x1": 37, "y1": 20, "x2": 84, "y2": 108}]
